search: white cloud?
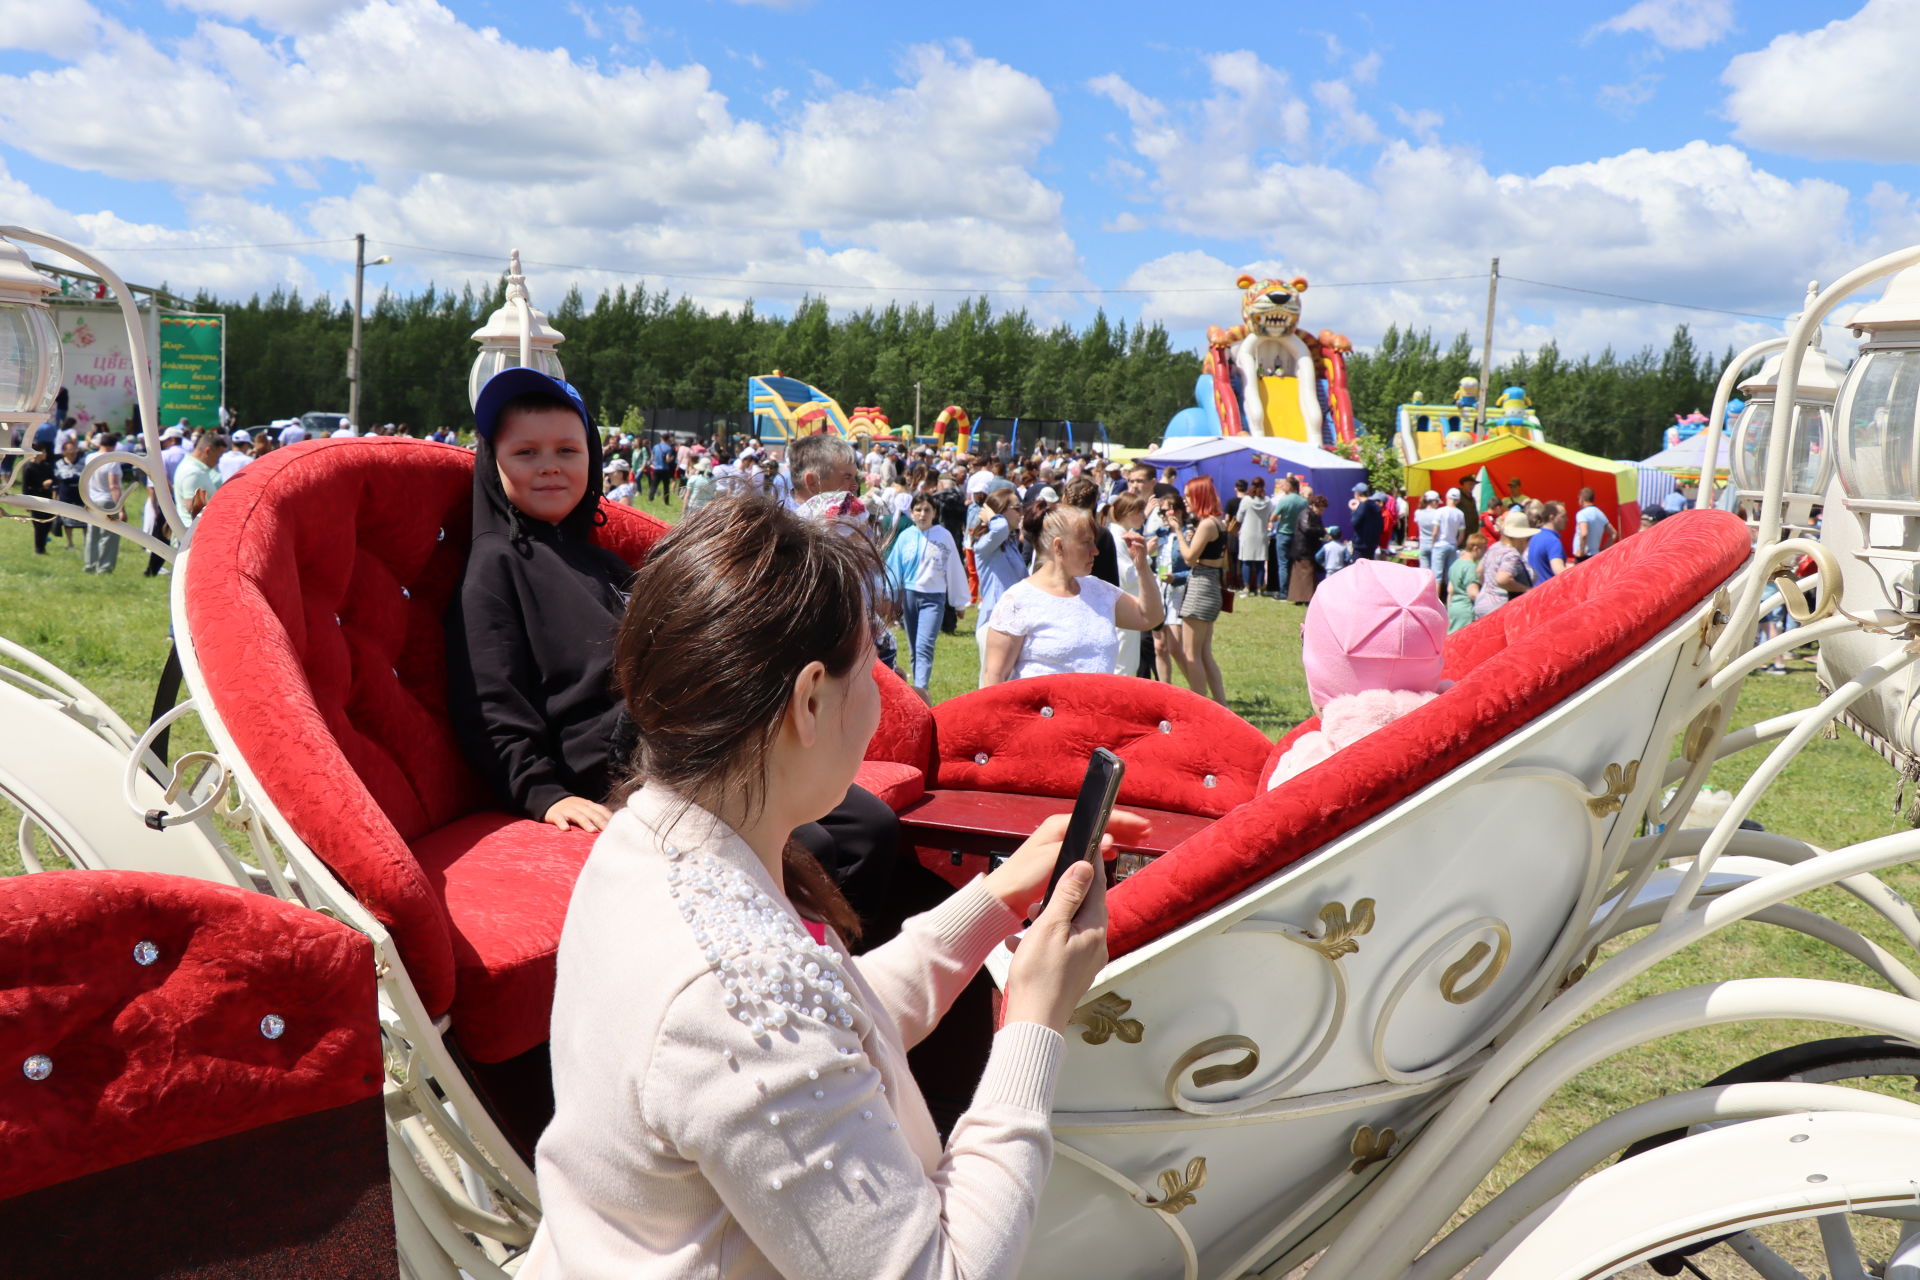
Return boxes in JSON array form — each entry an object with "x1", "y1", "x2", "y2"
[
  {"x1": 1597, "y1": 72, "x2": 1661, "y2": 118},
  {"x1": 1103, "y1": 212, "x2": 1147, "y2": 233},
  {"x1": 1594, "y1": 0, "x2": 1736, "y2": 50},
  {"x1": 167, "y1": 0, "x2": 372, "y2": 34},
  {"x1": 1723, "y1": 0, "x2": 1920, "y2": 162},
  {"x1": 0, "y1": 0, "x2": 101, "y2": 57},
  {"x1": 0, "y1": 7, "x2": 1082, "y2": 312},
  {"x1": 1092, "y1": 51, "x2": 1869, "y2": 358}
]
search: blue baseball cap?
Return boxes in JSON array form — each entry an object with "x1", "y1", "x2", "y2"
[{"x1": 473, "y1": 367, "x2": 590, "y2": 441}]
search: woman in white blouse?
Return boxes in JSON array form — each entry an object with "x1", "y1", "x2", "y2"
[
  {"x1": 526, "y1": 495, "x2": 1145, "y2": 1279},
  {"x1": 884, "y1": 493, "x2": 972, "y2": 698},
  {"x1": 982, "y1": 503, "x2": 1163, "y2": 684},
  {"x1": 1105, "y1": 492, "x2": 1150, "y2": 676}
]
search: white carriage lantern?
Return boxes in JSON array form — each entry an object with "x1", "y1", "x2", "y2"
[
  {"x1": 1730, "y1": 285, "x2": 1845, "y2": 530},
  {"x1": 0, "y1": 236, "x2": 63, "y2": 427},
  {"x1": 467, "y1": 249, "x2": 566, "y2": 411},
  {"x1": 1835, "y1": 262, "x2": 1920, "y2": 516}
]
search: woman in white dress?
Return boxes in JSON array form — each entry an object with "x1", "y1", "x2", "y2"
[
  {"x1": 982, "y1": 504, "x2": 1163, "y2": 685},
  {"x1": 1236, "y1": 476, "x2": 1274, "y2": 596},
  {"x1": 1105, "y1": 492, "x2": 1150, "y2": 676}
]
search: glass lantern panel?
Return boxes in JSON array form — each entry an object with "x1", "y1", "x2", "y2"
[
  {"x1": 0, "y1": 302, "x2": 59, "y2": 419},
  {"x1": 1839, "y1": 348, "x2": 1920, "y2": 503},
  {"x1": 1737, "y1": 400, "x2": 1834, "y2": 495},
  {"x1": 466, "y1": 346, "x2": 567, "y2": 413},
  {"x1": 1735, "y1": 400, "x2": 1770, "y2": 493}
]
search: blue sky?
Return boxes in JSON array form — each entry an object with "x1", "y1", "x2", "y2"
[{"x1": 4, "y1": 0, "x2": 1918, "y2": 360}]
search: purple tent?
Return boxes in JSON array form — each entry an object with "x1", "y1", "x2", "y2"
[{"x1": 1145, "y1": 436, "x2": 1370, "y2": 535}]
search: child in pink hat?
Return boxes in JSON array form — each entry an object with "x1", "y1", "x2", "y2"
[{"x1": 1267, "y1": 559, "x2": 1451, "y2": 788}]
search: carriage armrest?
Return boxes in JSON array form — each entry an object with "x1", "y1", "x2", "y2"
[
  {"x1": 0, "y1": 870, "x2": 391, "y2": 1276},
  {"x1": 899, "y1": 788, "x2": 1214, "y2": 889}
]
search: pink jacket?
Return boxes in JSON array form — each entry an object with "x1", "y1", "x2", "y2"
[
  {"x1": 522, "y1": 784, "x2": 1065, "y2": 1279},
  {"x1": 1268, "y1": 688, "x2": 1442, "y2": 789}
]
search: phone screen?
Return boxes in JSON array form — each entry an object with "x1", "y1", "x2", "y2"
[{"x1": 1042, "y1": 748, "x2": 1126, "y2": 911}]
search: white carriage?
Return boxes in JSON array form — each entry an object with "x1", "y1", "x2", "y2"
[{"x1": 8, "y1": 224, "x2": 1920, "y2": 1279}]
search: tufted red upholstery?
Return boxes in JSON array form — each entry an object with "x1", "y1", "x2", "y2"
[
  {"x1": 930, "y1": 675, "x2": 1271, "y2": 817},
  {"x1": 0, "y1": 870, "x2": 380, "y2": 1200},
  {"x1": 1103, "y1": 510, "x2": 1751, "y2": 956},
  {"x1": 853, "y1": 760, "x2": 928, "y2": 812},
  {"x1": 184, "y1": 439, "x2": 669, "y2": 1060},
  {"x1": 866, "y1": 659, "x2": 938, "y2": 773}
]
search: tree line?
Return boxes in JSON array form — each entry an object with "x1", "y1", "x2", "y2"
[{"x1": 196, "y1": 278, "x2": 1734, "y2": 458}]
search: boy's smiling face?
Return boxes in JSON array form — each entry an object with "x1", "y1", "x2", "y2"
[{"x1": 495, "y1": 407, "x2": 589, "y2": 524}]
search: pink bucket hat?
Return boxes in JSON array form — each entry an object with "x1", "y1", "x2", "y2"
[{"x1": 1302, "y1": 559, "x2": 1448, "y2": 709}]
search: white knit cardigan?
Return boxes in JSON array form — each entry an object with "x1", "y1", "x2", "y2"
[{"x1": 520, "y1": 783, "x2": 1066, "y2": 1279}]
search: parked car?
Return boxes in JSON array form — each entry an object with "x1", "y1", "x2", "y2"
[{"x1": 300, "y1": 411, "x2": 350, "y2": 436}]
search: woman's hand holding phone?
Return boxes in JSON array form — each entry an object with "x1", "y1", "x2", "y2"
[
  {"x1": 981, "y1": 809, "x2": 1150, "y2": 918},
  {"x1": 1002, "y1": 861, "x2": 1109, "y2": 1032}
]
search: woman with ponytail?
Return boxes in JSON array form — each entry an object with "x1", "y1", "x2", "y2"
[{"x1": 525, "y1": 493, "x2": 1145, "y2": 1279}]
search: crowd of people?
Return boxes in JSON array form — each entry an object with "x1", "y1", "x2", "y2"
[{"x1": 8, "y1": 409, "x2": 281, "y2": 575}]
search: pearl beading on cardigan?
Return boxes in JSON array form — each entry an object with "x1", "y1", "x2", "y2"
[{"x1": 666, "y1": 845, "x2": 862, "y2": 1037}]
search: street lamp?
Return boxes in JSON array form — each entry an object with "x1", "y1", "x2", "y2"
[
  {"x1": 467, "y1": 249, "x2": 565, "y2": 412},
  {"x1": 0, "y1": 237, "x2": 62, "y2": 427},
  {"x1": 348, "y1": 233, "x2": 391, "y2": 433}
]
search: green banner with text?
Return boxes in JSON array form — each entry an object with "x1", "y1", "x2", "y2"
[{"x1": 159, "y1": 313, "x2": 225, "y2": 431}]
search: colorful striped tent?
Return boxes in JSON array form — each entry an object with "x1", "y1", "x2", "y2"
[{"x1": 1405, "y1": 435, "x2": 1641, "y2": 536}]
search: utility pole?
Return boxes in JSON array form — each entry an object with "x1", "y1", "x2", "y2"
[
  {"x1": 1477, "y1": 257, "x2": 1499, "y2": 432},
  {"x1": 348, "y1": 233, "x2": 391, "y2": 431},
  {"x1": 913, "y1": 380, "x2": 922, "y2": 436}
]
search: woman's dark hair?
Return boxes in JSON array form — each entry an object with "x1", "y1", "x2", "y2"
[
  {"x1": 982, "y1": 487, "x2": 1019, "y2": 517},
  {"x1": 909, "y1": 492, "x2": 935, "y2": 514},
  {"x1": 613, "y1": 494, "x2": 875, "y2": 939}
]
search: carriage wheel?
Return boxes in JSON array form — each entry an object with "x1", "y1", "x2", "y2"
[{"x1": 1617, "y1": 1036, "x2": 1920, "y2": 1278}]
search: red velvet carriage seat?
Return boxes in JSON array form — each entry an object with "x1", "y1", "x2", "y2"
[
  {"x1": 905, "y1": 510, "x2": 1753, "y2": 959},
  {"x1": 0, "y1": 870, "x2": 389, "y2": 1278},
  {"x1": 183, "y1": 439, "x2": 931, "y2": 1066},
  {"x1": 184, "y1": 441, "x2": 1747, "y2": 1067}
]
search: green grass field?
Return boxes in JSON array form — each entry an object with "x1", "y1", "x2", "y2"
[{"x1": 4, "y1": 481, "x2": 1916, "y2": 1269}]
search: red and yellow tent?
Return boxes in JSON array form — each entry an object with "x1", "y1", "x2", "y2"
[{"x1": 1406, "y1": 436, "x2": 1640, "y2": 536}]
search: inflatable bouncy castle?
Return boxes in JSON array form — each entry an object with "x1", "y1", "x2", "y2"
[
  {"x1": 1164, "y1": 276, "x2": 1356, "y2": 447},
  {"x1": 748, "y1": 371, "x2": 854, "y2": 439}
]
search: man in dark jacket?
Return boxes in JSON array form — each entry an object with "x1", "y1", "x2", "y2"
[
  {"x1": 1350, "y1": 482, "x2": 1383, "y2": 560},
  {"x1": 932, "y1": 474, "x2": 967, "y2": 632}
]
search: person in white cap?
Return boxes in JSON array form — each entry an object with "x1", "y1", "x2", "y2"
[
  {"x1": 1475, "y1": 510, "x2": 1536, "y2": 618},
  {"x1": 603, "y1": 457, "x2": 637, "y2": 505},
  {"x1": 278, "y1": 419, "x2": 307, "y2": 447},
  {"x1": 159, "y1": 426, "x2": 189, "y2": 485},
  {"x1": 218, "y1": 429, "x2": 254, "y2": 480},
  {"x1": 1413, "y1": 488, "x2": 1465, "y2": 588}
]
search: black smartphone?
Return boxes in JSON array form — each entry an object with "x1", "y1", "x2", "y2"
[{"x1": 1042, "y1": 748, "x2": 1126, "y2": 911}]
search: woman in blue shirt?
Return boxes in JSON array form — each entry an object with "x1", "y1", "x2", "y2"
[{"x1": 967, "y1": 486, "x2": 1028, "y2": 686}]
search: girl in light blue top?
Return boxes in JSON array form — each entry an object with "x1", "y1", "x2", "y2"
[
  {"x1": 967, "y1": 487, "x2": 1028, "y2": 686},
  {"x1": 884, "y1": 493, "x2": 971, "y2": 697}
]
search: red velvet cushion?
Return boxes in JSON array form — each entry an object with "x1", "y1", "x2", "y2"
[
  {"x1": 184, "y1": 439, "x2": 668, "y2": 1019},
  {"x1": 0, "y1": 870, "x2": 379, "y2": 1199},
  {"x1": 866, "y1": 660, "x2": 936, "y2": 772},
  {"x1": 1106, "y1": 510, "x2": 1752, "y2": 957},
  {"x1": 853, "y1": 760, "x2": 927, "y2": 812},
  {"x1": 407, "y1": 813, "x2": 600, "y2": 1063},
  {"x1": 931, "y1": 674, "x2": 1271, "y2": 818}
]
